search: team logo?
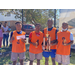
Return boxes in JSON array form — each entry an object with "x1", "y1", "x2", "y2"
[
  {"x1": 62, "y1": 37, "x2": 66, "y2": 44},
  {"x1": 62, "y1": 37, "x2": 65, "y2": 40},
  {"x1": 17, "y1": 40, "x2": 20, "y2": 44}
]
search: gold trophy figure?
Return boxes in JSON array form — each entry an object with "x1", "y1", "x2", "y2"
[
  {"x1": 12, "y1": 35, "x2": 15, "y2": 40},
  {"x1": 43, "y1": 37, "x2": 45, "y2": 50},
  {"x1": 63, "y1": 39, "x2": 66, "y2": 45},
  {"x1": 12, "y1": 35, "x2": 14, "y2": 38},
  {"x1": 62, "y1": 37, "x2": 66, "y2": 44},
  {"x1": 43, "y1": 32, "x2": 51, "y2": 52},
  {"x1": 46, "y1": 33, "x2": 49, "y2": 51},
  {"x1": 48, "y1": 35, "x2": 51, "y2": 52},
  {"x1": 36, "y1": 40, "x2": 39, "y2": 48}
]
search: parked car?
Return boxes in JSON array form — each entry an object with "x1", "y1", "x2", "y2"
[
  {"x1": 22, "y1": 24, "x2": 35, "y2": 35},
  {"x1": 71, "y1": 44, "x2": 75, "y2": 50}
]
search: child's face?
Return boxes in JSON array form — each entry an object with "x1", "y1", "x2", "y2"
[
  {"x1": 62, "y1": 23, "x2": 68, "y2": 29},
  {"x1": 35, "y1": 25, "x2": 41, "y2": 32},
  {"x1": 16, "y1": 23, "x2": 22, "y2": 31}
]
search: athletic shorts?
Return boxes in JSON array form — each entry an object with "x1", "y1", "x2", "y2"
[
  {"x1": 11, "y1": 52, "x2": 25, "y2": 61},
  {"x1": 42, "y1": 49, "x2": 56, "y2": 58},
  {"x1": 55, "y1": 54, "x2": 70, "y2": 65},
  {"x1": 29, "y1": 52, "x2": 42, "y2": 61}
]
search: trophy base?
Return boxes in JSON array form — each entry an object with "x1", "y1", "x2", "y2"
[
  {"x1": 36, "y1": 46, "x2": 38, "y2": 48},
  {"x1": 43, "y1": 49, "x2": 51, "y2": 52}
]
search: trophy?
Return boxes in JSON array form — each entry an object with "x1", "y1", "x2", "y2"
[
  {"x1": 36, "y1": 40, "x2": 39, "y2": 48},
  {"x1": 12, "y1": 35, "x2": 14, "y2": 38},
  {"x1": 43, "y1": 32, "x2": 51, "y2": 52},
  {"x1": 62, "y1": 37, "x2": 66, "y2": 44},
  {"x1": 12, "y1": 35, "x2": 15, "y2": 40}
]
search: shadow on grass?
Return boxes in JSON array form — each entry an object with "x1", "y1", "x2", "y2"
[
  {"x1": 0, "y1": 44, "x2": 30, "y2": 65},
  {"x1": 2, "y1": 44, "x2": 75, "y2": 65},
  {"x1": 0, "y1": 54, "x2": 12, "y2": 65}
]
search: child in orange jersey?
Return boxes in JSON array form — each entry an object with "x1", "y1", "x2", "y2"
[
  {"x1": 10, "y1": 22, "x2": 26, "y2": 65},
  {"x1": 55, "y1": 22, "x2": 73, "y2": 65},
  {"x1": 29, "y1": 23, "x2": 43, "y2": 65}
]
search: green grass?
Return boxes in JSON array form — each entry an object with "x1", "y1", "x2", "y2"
[
  {"x1": 40, "y1": 57, "x2": 58, "y2": 65},
  {"x1": 24, "y1": 49, "x2": 75, "y2": 65},
  {"x1": 70, "y1": 49, "x2": 75, "y2": 65},
  {"x1": 40, "y1": 49, "x2": 75, "y2": 65},
  {"x1": 0, "y1": 50, "x2": 30, "y2": 65},
  {"x1": 0, "y1": 47, "x2": 75, "y2": 65},
  {"x1": 0, "y1": 48, "x2": 10, "y2": 53},
  {"x1": 31, "y1": 49, "x2": 75, "y2": 65},
  {"x1": 0, "y1": 44, "x2": 30, "y2": 65}
]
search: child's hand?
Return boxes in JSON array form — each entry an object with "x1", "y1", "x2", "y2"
[
  {"x1": 10, "y1": 37, "x2": 15, "y2": 43},
  {"x1": 62, "y1": 43, "x2": 68, "y2": 46},
  {"x1": 21, "y1": 38, "x2": 26, "y2": 43}
]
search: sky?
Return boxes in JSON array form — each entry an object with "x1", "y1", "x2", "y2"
[
  {"x1": 56, "y1": 9, "x2": 59, "y2": 19},
  {"x1": 57, "y1": 9, "x2": 59, "y2": 16}
]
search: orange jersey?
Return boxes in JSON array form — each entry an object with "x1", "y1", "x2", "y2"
[
  {"x1": 12, "y1": 30, "x2": 26, "y2": 53},
  {"x1": 56, "y1": 31, "x2": 71, "y2": 55},
  {"x1": 44, "y1": 27, "x2": 57, "y2": 49},
  {"x1": 29, "y1": 31, "x2": 43, "y2": 54}
]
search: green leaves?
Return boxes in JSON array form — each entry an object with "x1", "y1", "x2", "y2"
[
  {"x1": 0, "y1": 9, "x2": 59, "y2": 30},
  {"x1": 2, "y1": 9, "x2": 54, "y2": 24}
]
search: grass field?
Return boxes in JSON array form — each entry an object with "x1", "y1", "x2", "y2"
[
  {"x1": 40, "y1": 50, "x2": 75, "y2": 65},
  {"x1": 40, "y1": 49, "x2": 75, "y2": 65},
  {"x1": 0, "y1": 47, "x2": 75, "y2": 65}
]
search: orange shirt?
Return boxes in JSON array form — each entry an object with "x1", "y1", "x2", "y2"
[
  {"x1": 29, "y1": 31, "x2": 43, "y2": 54},
  {"x1": 56, "y1": 31, "x2": 71, "y2": 55},
  {"x1": 44, "y1": 27, "x2": 57, "y2": 49},
  {"x1": 12, "y1": 30, "x2": 26, "y2": 53}
]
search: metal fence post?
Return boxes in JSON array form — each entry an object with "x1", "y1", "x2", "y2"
[
  {"x1": 22, "y1": 9, "x2": 23, "y2": 29},
  {"x1": 54, "y1": 9, "x2": 56, "y2": 27}
]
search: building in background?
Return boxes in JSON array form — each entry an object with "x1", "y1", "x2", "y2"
[
  {"x1": 59, "y1": 9, "x2": 75, "y2": 26},
  {"x1": 59, "y1": 9, "x2": 75, "y2": 49},
  {"x1": 0, "y1": 12, "x2": 22, "y2": 30}
]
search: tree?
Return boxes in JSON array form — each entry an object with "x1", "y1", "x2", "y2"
[
  {"x1": 13, "y1": 9, "x2": 57, "y2": 30},
  {"x1": 0, "y1": 9, "x2": 59, "y2": 30},
  {"x1": 0, "y1": 9, "x2": 13, "y2": 16}
]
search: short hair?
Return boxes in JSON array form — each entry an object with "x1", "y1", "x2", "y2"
[
  {"x1": 15, "y1": 22, "x2": 21, "y2": 25},
  {"x1": 5, "y1": 21, "x2": 7, "y2": 23},
  {"x1": 48, "y1": 18, "x2": 53, "y2": 22},
  {"x1": 62, "y1": 22, "x2": 68, "y2": 25},
  {"x1": 4, "y1": 21, "x2": 7, "y2": 25},
  {"x1": 35, "y1": 23, "x2": 41, "y2": 27}
]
